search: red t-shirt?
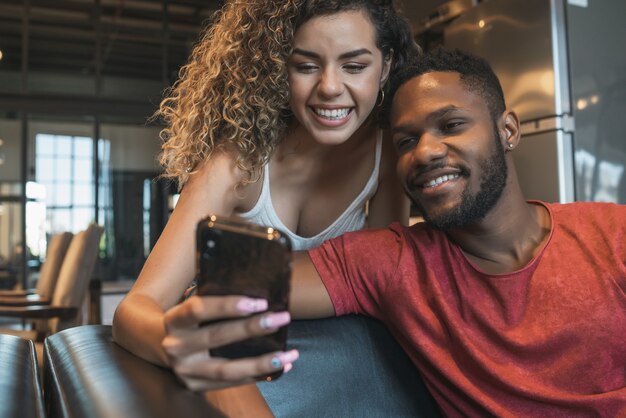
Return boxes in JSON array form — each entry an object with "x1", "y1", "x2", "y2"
[{"x1": 309, "y1": 202, "x2": 626, "y2": 417}]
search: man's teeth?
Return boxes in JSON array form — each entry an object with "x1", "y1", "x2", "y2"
[
  {"x1": 314, "y1": 108, "x2": 350, "y2": 120},
  {"x1": 423, "y1": 174, "x2": 459, "y2": 188}
]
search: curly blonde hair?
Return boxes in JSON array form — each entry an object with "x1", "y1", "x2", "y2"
[{"x1": 158, "y1": 1, "x2": 299, "y2": 188}]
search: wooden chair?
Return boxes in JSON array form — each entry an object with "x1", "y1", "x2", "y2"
[
  {"x1": 0, "y1": 224, "x2": 104, "y2": 361},
  {"x1": 0, "y1": 231, "x2": 73, "y2": 303}
]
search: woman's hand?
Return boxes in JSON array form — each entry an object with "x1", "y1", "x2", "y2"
[{"x1": 162, "y1": 295, "x2": 299, "y2": 392}]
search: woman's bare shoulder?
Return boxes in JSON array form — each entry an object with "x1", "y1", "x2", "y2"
[{"x1": 182, "y1": 148, "x2": 260, "y2": 209}]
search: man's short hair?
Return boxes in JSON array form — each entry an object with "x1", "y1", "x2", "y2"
[{"x1": 386, "y1": 48, "x2": 506, "y2": 121}]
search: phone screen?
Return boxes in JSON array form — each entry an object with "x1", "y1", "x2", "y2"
[{"x1": 196, "y1": 215, "x2": 291, "y2": 380}]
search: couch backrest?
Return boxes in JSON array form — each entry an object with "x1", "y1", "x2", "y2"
[
  {"x1": 0, "y1": 334, "x2": 45, "y2": 418},
  {"x1": 44, "y1": 325, "x2": 226, "y2": 418}
]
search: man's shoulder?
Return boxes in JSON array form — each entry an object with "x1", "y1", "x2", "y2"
[
  {"x1": 331, "y1": 221, "x2": 445, "y2": 250},
  {"x1": 390, "y1": 221, "x2": 450, "y2": 249},
  {"x1": 545, "y1": 201, "x2": 626, "y2": 216},
  {"x1": 338, "y1": 222, "x2": 409, "y2": 247},
  {"x1": 544, "y1": 201, "x2": 626, "y2": 234}
]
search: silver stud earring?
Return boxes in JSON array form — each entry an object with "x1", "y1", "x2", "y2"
[{"x1": 508, "y1": 143, "x2": 514, "y2": 149}]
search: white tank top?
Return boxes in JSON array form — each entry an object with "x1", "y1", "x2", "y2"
[{"x1": 237, "y1": 133, "x2": 383, "y2": 250}]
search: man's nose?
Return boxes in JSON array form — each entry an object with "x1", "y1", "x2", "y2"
[{"x1": 411, "y1": 132, "x2": 447, "y2": 165}]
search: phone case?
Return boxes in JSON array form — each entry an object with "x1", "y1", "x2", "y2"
[{"x1": 196, "y1": 215, "x2": 291, "y2": 380}]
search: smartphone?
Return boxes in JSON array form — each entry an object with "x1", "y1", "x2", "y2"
[{"x1": 196, "y1": 214, "x2": 292, "y2": 380}]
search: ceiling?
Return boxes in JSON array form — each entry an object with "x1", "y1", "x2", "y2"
[
  {"x1": 0, "y1": 0, "x2": 448, "y2": 82},
  {"x1": 0, "y1": 0, "x2": 223, "y2": 80},
  {"x1": 401, "y1": 0, "x2": 454, "y2": 31}
]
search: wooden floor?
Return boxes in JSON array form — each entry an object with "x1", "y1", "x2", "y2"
[{"x1": 0, "y1": 317, "x2": 24, "y2": 331}]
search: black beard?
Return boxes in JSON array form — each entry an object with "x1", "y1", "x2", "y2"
[{"x1": 408, "y1": 129, "x2": 508, "y2": 230}]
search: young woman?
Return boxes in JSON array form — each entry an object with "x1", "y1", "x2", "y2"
[{"x1": 113, "y1": 0, "x2": 423, "y2": 415}]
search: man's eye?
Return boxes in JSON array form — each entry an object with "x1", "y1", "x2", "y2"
[
  {"x1": 395, "y1": 136, "x2": 418, "y2": 152},
  {"x1": 442, "y1": 121, "x2": 463, "y2": 132}
]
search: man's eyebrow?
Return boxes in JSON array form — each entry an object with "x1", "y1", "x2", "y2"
[
  {"x1": 391, "y1": 105, "x2": 464, "y2": 134},
  {"x1": 426, "y1": 105, "x2": 463, "y2": 122},
  {"x1": 291, "y1": 48, "x2": 373, "y2": 60}
]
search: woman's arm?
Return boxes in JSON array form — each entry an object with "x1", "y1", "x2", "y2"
[
  {"x1": 204, "y1": 385, "x2": 274, "y2": 417},
  {"x1": 112, "y1": 151, "x2": 252, "y2": 365},
  {"x1": 112, "y1": 149, "x2": 333, "y2": 391},
  {"x1": 367, "y1": 131, "x2": 409, "y2": 228}
]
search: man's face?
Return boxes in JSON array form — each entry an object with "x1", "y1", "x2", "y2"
[{"x1": 390, "y1": 72, "x2": 508, "y2": 230}]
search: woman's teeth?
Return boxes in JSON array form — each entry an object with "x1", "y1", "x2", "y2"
[
  {"x1": 423, "y1": 174, "x2": 459, "y2": 188},
  {"x1": 314, "y1": 108, "x2": 350, "y2": 120}
]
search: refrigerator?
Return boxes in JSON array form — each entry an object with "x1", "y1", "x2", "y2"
[{"x1": 442, "y1": 0, "x2": 626, "y2": 204}]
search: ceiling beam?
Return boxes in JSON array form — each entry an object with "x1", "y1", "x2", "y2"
[{"x1": 0, "y1": 92, "x2": 159, "y2": 120}]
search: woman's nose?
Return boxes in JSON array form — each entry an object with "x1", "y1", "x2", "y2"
[{"x1": 318, "y1": 69, "x2": 344, "y2": 98}]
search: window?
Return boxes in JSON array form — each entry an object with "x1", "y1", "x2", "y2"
[{"x1": 35, "y1": 134, "x2": 94, "y2": 233}]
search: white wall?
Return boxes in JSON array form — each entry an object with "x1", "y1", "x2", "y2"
[
  {"x1": 24, "y1": 120, "x2": 162, "y2": 173},
  {"x1": 0, "y1": 119, "x2": 22, "y2": 182},
  {"x1": 101, "y1": 124, "x2": 162, "y2": 172}
]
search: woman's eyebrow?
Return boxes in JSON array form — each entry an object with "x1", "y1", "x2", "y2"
[{"x1": 291, "y1": 48, "x2": 373, "y2": 60}]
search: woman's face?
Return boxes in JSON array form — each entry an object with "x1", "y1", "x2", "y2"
[{"x1": 287, "y1": 10, "x2": 391, "y2": 145}]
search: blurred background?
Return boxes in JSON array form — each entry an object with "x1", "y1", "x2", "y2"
[
  {"x1": 1, "y1": 0, "x2": 624, "y2": 302},
  {"x1": 0, "y1": 0, "x2": 225, "y2": 292}
]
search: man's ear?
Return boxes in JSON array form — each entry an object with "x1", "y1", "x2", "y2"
[{"x1": 500, "y1": 110, "x2": 520, "y2": 151}]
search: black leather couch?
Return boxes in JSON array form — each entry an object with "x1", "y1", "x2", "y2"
[
  {"x1": 44, "y1": 325, "x2": 226, "y2": 418},
  {"x1": 41, "y1": 325, "x2": 440, "y2": 417},
  {"x1": 0, "y1": 333, "x2": 46, "y2": 418}
]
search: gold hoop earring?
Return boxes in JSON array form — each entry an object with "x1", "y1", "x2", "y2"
[{"x1": 377, "y1": 86, "x2": 385, "y2": 107}]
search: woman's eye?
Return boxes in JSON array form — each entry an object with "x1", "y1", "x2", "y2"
[
  {"x1": 343, "y1": 63, "x2": 367, "y2": 74},
  {"x1": 295, "y1": 64, "x2": 318, "y2": 73}
]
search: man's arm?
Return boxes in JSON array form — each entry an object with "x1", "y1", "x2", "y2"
[{"x1": 290, "y1": 251, "x2": 336, "y2": 319}]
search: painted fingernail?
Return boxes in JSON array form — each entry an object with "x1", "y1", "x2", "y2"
[
  {"x1": 270, "y1": 357, "x2": 282, "y2": 368},
  {"x1": 283, "y1": 363, "x2": 293, "y2": 373},
  {"x1": 259, "y1": 312, "x2": 291, "y2": 329},
  {"x1": 270, "y1": 349, "x2": 299, "y2": 369},
  {"x1": 236, "y1": 298, "x2": 268, "y2": 314}
]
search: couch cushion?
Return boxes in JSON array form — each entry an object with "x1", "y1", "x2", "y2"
[{"x1": 257, "y1": 315, "x2": 440, "y2": 417}]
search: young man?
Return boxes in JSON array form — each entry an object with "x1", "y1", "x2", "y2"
[{"x1": 162, "y1": 49, "x2": 626, "y2": 416}]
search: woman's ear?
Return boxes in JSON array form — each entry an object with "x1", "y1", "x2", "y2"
[{"x1": 381, "y1": 49, "x2": 394, "y2": 85}]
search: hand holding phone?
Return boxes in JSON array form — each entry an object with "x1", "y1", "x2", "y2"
[{"x1": 196, "y1": 215, "x2": 292, "y2": 380}]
